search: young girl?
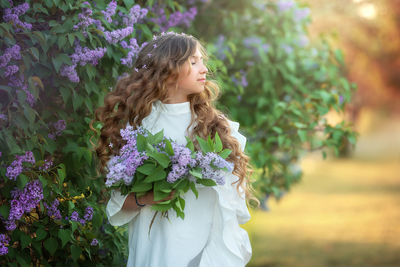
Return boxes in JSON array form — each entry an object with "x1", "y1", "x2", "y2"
[{"x1": 94, "y1": 32, "x2": 256, "y2": 267}]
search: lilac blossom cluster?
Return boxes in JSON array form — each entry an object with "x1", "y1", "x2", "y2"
[
  {"x1": 196, "y1": 152, "x2": 234, "y2": 185},
  {"x1": 151, "y1": 7, "x2": 197, "y2": 32},
  {"x1": 6, "y1": 151, "x2": 36, "y2": 181},
  {"x1": 66, "y1": 206, "x2": 93, "y2": 225},
  {"x1": 105, "y1": 126, "x2": 149, "y2": 187},
  {"x1": 3, "y1": 2, "x2": 32, "y2": 32},
  {"x1": 60, "y1": 41, "x2": 106, "y2": 83},
  {"x1": 104, "y1": 26, "x2": 134, "y2": 44},
  {"x1": 0, "y1": 113, "x2": 7, "y2": 122},
  {"x1": 73, "y1": 4, "x2": 104, "y2": 34},
  {"x1": 231, "y1": 70, "x2": 248, "y2": 88},
  {"x1": 8, "y1": 74, "x2": 35, "y2": 107},
  {"x1": 120, "y1": 38, "x2": 148, "y2": 67},
  {"x1": 120, "y1": 4, "x2": 148, "y2": 27},
  {"x1": 48, "y1": 119, "x2": 66, "y2": 140},
  {"x1": 5, "y1": 180, "x2": 43, "y2": 231},
  {"x1": 91, "y1": 238, "x2": 99, "y2": 246},
  {"x1": 102, "y1": 0, "x2": 117, "y2": 23},
  {"x1": 167, "y1": 142, "x2": 196, "y2": 183},
  {"x1": 214, "y1": 35, "x2": 230, "y2": 61},
  {"x1": 43, "y1": 199, "x2": 62, "y2": 220},
  {"x1": 39, "y1": 158, "x2": 54, "y2": 171},
  {"x1": 277, "y1": 0, "x2": 295, "y2": 12},
  {"x1": 243, "y1": 36, "x2": 270, "y2": 57},
  {"x1": 0, "y1": 234, "x2": 10, "y2": 256}
]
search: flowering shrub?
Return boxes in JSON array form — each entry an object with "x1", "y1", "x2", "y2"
[
  {"x1": 0, "y1": 0, "x2": 199, "y2": 265},
  {"x1": 193, "y1": 0, "x2": 358, "y2": 201}
]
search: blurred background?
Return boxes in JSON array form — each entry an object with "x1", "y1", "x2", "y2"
[{"x1": 243, "y1": 0, "x2": 400, "y2": 266}]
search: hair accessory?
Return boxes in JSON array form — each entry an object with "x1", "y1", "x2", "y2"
[{"x1": 134, "y1": 193, "x2": 145, "y2": 207}]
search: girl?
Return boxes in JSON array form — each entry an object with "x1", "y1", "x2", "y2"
[{"x1": 93, "y1": 32, "x2": 256, "y2": 267}]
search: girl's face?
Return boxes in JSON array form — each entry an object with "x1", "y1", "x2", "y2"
[{"x1": 166, "y1": 46, "x2": 208, "y2": 103}]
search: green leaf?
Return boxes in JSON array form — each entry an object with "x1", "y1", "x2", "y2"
[
  {"x1": 70, "y1": 245, "x2": 82, "y2": 262},
  {"x1": 185, "y1": 137, "x2": 194, "y2": 151},
  {"x1": 152, "y1": 129, "x2": 164, "y2": 144},
  {"x1": 136, "y1": 134, "x2": 147, "y2": 152},
  {"x1": 20, "y1": 233, "x2": 31, "y2": 249},
  {"x1": 153, "y1": 189, "x2": 170, "y2": 201},
  {"x1": 35, "y1": 228, "x2": 47, "y2": 241},
  {"x1": 44, "y1": 237, "x2": 58, "y2": 255},
  {"x1": 52, "y1": 53, "x2": 71, "y2": 73},
  {"x1": 214, "y1": 132, "x2": 223, "y2": 152},
  {"x1": 149, "y1": 152, "x2": 170, "y2": 168},
  {"x1": 196, "y1": 136, "x2": 211, "y2": 153},
  {"x1": 189, "y1": 169, "x2": 202, "y2": 179},
  {"x1": 151, "y1": 202, "x2": 172, "y2": 212},
  {"x1": 0, "y1": 205, "x2": 10, "y2": 219},
  {"x1": 196, "y1": 178, "x2": 217, "y2": 187},
  {"x1": 190, "y1": 182, "x2": 199, "y2": 198},
  {"x1": 17, "y1": 174, "x2": 29, "y2": 189},
  {"x1": 58, "y1": 229, "x2": 72, "y2": 248},
  {"x1": 298, "y1": 129, "x2": 307, "y2": 142},
  {"x1": 57, "y1": 164, "x2": 66, "y2": 184},
  {"x1": 165, "y1": 139, "x2": 174, "y2": 156},
  {"x1": 144, "y1": 165, "x2": 166, "y2": 183},
  {"x1": 218, "y1": 149, "x2": 231, "y2": 159},
  {"x1": 137, "y1": 163, "x2": 156, "y2": 175},
  {"x1": 131, "y1": 180, "x2": 152, "y2": 193}
]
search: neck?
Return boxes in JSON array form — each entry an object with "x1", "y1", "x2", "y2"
[{"x1": 162, "y1": 96, "x2": 188, "y2": 104}]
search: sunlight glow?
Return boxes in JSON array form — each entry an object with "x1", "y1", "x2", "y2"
[{"x1": 358, "y1": 3, "x2": 377, "y2": 19}]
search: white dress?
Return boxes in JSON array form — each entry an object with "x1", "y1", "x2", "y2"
[{"x1": 106, "y1": 100, "x2": 252, "y2": 267}]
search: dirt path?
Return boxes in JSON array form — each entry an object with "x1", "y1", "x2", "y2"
[{"x1": 243, "y1": 156, "x2": 400, "y2": 267}]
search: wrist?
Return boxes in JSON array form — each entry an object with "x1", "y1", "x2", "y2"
[{"x1": 134, "y1": 193, "x2": 146, "y2": 207}]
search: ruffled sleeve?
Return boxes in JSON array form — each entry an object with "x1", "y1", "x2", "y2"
[
  {"x1": 105, "y1": 155, "x2": 140, "y2": 226},
  {"x1": 200, "y1": 120, "x2": 251, "y2": 266},
  {"x1": 106, "y1": 189, "x2": 140, "y2": 226}
]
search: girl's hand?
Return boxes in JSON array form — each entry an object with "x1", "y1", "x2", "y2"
[{"x1": 136, "y1": 190, "x2": 176, "y2": 206}]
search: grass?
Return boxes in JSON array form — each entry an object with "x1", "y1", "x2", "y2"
[{"x1": 242, "y1": 156, "x2": 400, "y2": 267}]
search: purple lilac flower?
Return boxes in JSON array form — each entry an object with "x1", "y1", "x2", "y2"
[
  {"x1": 166, "y1": 142, "x2": 196, "y2": 183},
  {"x1": 6, "y1": 151, "x2": 36, "y2": 181},
  {"x1": 48, "y1": 120, "x2": 66, "y2": 140},
  {"x1": 151, "y1": 7, "x2": 197, "y2": 32},
  {"x1": 243, "y1": 37, "x2": 270, "y2": 57},
  {"x1": 214, "y1": 35, "x2": 229, "y2": 60},
  {"x1": 39, "y1": 158, "x2": 54, "y2": 171},
  {"x1": 70, "y1": 211, "x2": 79, "y2": 222},
  {"x1": 231, "y1": 70, "x2": 248, "y2": 88},
  {"x1": 0, "y1": 234, "x2": 10, "y2": 256},
  {"x1": 106, "y1": 126, "x2": 148, "y2": 186},
  {"x1": 196, "y1": 152, "x2": 234, "y2": 185},
  {"x1": 73, "y1": 7, "x2": 104, "y2": 32},
  {"x1": 0, "y1": 44, "x2": 21, "y2": 68},
  {"x1": 281, "y1": 44, "x2": 293, "y2": 54},
  {"x1": 70, "y1": 43, "x2": 107, "y2": 66},
  {"x1": 4, "y1": 65, "x2": 19, "y2": 77},
  {"x1": 60, "y1": 64, "x2": 79, "y2": 83},
  {"x1": 296, "y1": 35, "x2": 309, "y2": 47},
  {"x1": 0, "y1": 114, "x2": 7, "y2": 122},
  {"x1": 294, "y1": 8, "x2": 310, "y2": 22},
  {"x1": 121, "y1": 4, "x2": 148, "y2": 27},
  {"x1": 3, "y1": 3, "x2": 32, "y2": 32},
  {"x1": 102, "y1": 0, "x2": 117, "y2": 23},
  {"x1": 5, "y1": 180, "x2": 43, "y2": 231},
  {"x1": 7, "y1": 74, "x2": 35, "y2": 107},
  {"x1": 44, "y1": 199, "x2": 62, "y2": 220},
  {"x1": 91, "y1": 238, "x2": 99, "y2": 246},
  {"x1": 104, "y1": 26, "x2": 134, "y2": 44},
  {"x1": 120, "y1": 38, "x2": 144, "y2": 67},
  {"x1": 339, "y1": 95, "x2": 344, "y2": 104},
  {"x1": 83, "y1": 206, "x2": 94, "y2": 221},
  {"x1": 277, "y1": 0, "x2": 295, "y2": 12}
]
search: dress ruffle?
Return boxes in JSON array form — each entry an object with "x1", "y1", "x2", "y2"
[{"x1": 106, "y1": 190, "x2": 140, "y2": 226}]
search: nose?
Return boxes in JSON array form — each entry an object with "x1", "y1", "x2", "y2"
[{"x1": 201, "y1": 62, "x2": 208, "y2": 74}]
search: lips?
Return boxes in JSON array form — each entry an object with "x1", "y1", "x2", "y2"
[{"x1": 197, "y1": 78, "x2": 206, "y2": 82}]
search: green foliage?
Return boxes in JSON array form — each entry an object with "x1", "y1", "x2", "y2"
[{"x1": 192, "y1": 0, "x2": 358, "y2": 200}]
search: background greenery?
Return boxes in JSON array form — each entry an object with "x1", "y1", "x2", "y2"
[{"x1": 0, "y1": 0, "x2": 356, "y2": 265}]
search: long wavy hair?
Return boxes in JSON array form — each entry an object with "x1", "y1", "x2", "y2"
[{"x1": 90, "y1": 32, "x2": 258, "y2": 205}]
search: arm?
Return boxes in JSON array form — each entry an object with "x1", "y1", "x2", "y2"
[{"x1": 121, "y1": 191, "x2": 176, "y2": 211}]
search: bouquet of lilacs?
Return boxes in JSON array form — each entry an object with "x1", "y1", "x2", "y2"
[{"x1": 105, "y1": 125, "x2": 234, "y2": 219}]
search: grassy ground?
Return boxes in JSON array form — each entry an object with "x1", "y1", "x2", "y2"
[{"x1": 242, "y1": 156, "x2": 400, "y2": 267}]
